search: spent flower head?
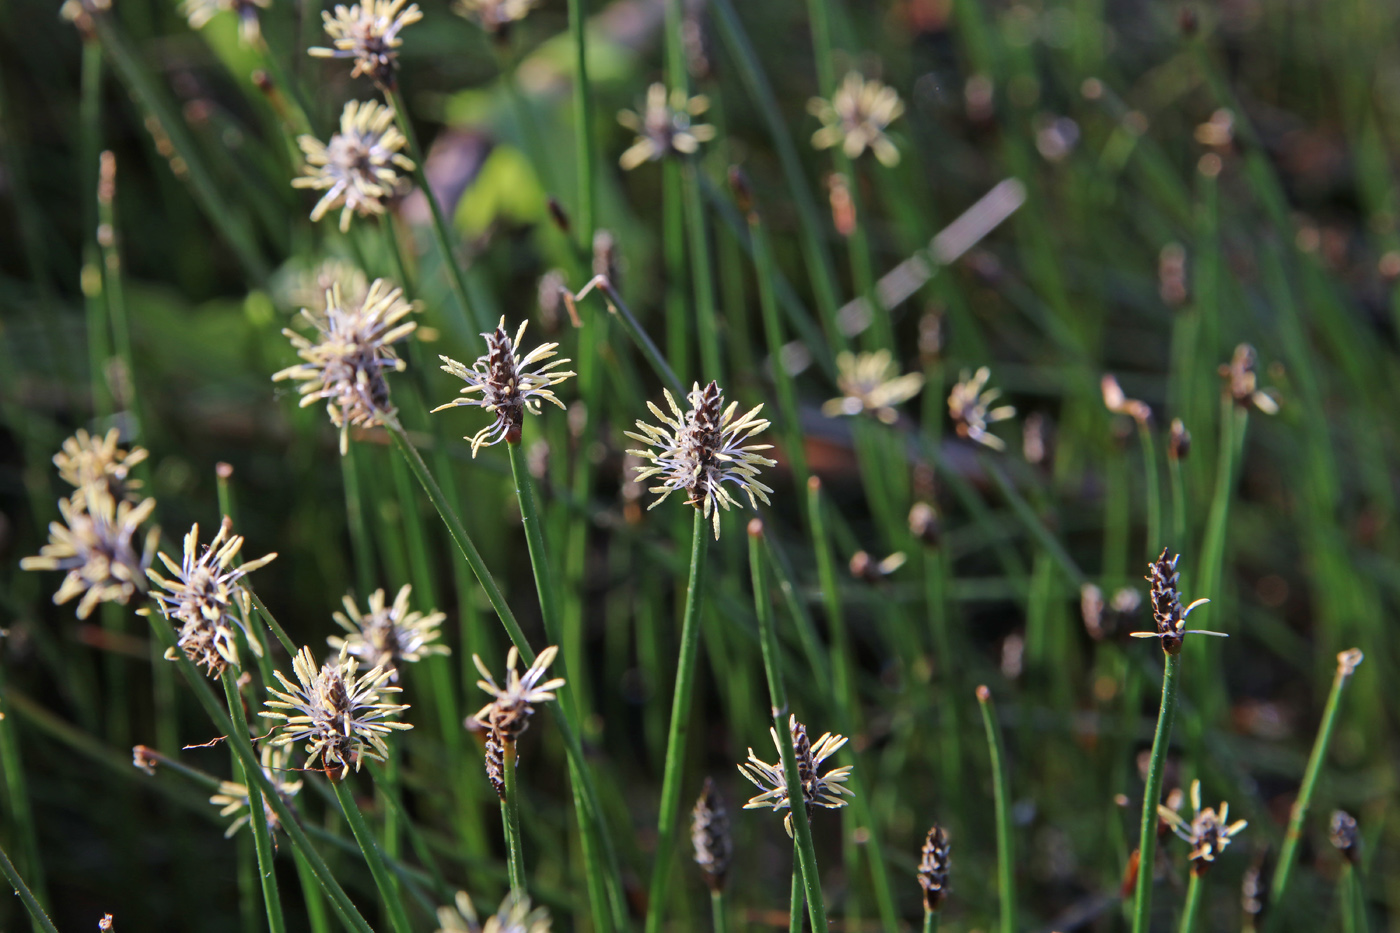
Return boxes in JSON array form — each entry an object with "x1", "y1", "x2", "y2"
[
  {"x1": 328, "y1": 584, "x2": 448, "y2": 682},
  {"x1": 309, "y1": 0, "x2": 421, "y2": 87},
  {"x1": 617, "y1": 83, "x2": 716, "y2": 170},
  {"x1": 919, "y1": 825, "x2": 951, "y2": 913},
  {"x1": 626, "y1": 381, "x2": 775, "y2": 539},
  {"x1": 262, "y1": 645, "x2": 411, "y2": 780},
  {"x1": 1157, "y1": 780, "x2": 1247, "y2": 873},
  {"x1": 436, "y1": 892, "x2": 551, "y2": 933},
  {"x1": 691, "y1": 777, "x2": 732, "y2": 892},
  {"x1": 181, "y1": 0, "x2": 269, "y2": 44},
  {"x1": 809, "y1": 71, "x2": 904, "y2": 167},
  {"x1": 1131, "y1": 548, "x2": 1224, "y2": 654},
  {"x1": 148, "y1": 519, "x2": 277, "y2": 678},
  {"x1": 453, "y1": 0, "x2": 536, "y2": 33},
  {"x1": 54, "y1": 428, "x2": 147, "y2": 502},
  {"x1": 822, "y1": 350, "x2": 924, "y2": 424},
  {"x1": 948, "y1": 366, "x2": 1016, "y2": 450},
  {"x1": 293, "y1": 100, "x2": 414, "y2": 232},
  {"x1": 209, "y1": 743, "x2": 303, "y2": 839},
  {"x1": 1220, "y1": 343, "x2": 1279, "y2": 414},
  {"x1": 21, "y1": 485, "x2": 158, "y2": 619},
  {"x1": 1101, "y1": 373, "x2": 1152, "y2": 423},
  {"x1": 738, "y1": 714, "x2": 854, "y2": 836},
  {"x1": 273, "y1": 278, "x2": 416, "y2": 454},
  {"x1": 470, "y1": 645, "x2": 565, "y2": 740},
  {"x1": 433, "y1": 318, "x2": 574, "y2": 455}
]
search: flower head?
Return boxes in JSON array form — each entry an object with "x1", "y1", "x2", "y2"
[
  {"x1": 626, "y1": 381, "x2": 775, "y2": 539},
  {"x1": 1330, "y1": 810, "x2": 1360, "y2": 865},
  {"x1": 433, "y1": 319, "x2": 574, "y2": 456},
  {"x1": 273, "y1": 278, "x2": 416, "y2": 454},
  {"x1": 436, "y1": 892, "x2": 551, "y2": 933},
  {"x1": 809, "y1": 72, "x2": 904, "y2": 167},
  {"x1": 262, "y1": 645, "x2": 412, "y2": 780},
  {"x1": 292, "y1": 100, "x2": 414, "y2": 232},
  {"x1": 1130, "y1": 548, "x2": 1224, "y2": 654},
  {"x1": 821, "y1": 350, "x2": 924, "y2": 424},
  {"x1": 1101, "y1": 373, "x2": 1152, "y2": 424},
  {"x1": 328, "y1": 584, "x2": 448, "y2": 682},
  {"x1": 737, "y1": 715, "x2": 854, "y2": 836},
  {"x1": 181, "y1": 0, "x2": 269, "y2": 44},
  {"x1": 617, "y1": 83, "x2": 716, "y2": 170},
  {"x1": 21, "y1": 486, "x2": 158, "y2": 619},
  {"x1": 148, "y1": 519, "x2": 277, "y2": 678},
  {"x1": 918, "y1": 825, "x2": 951, "y2": 913},
  {"x1": 53, "y1": 428, "x2": 147, "y2": 502},
  {"x1": 691, "y1": 777, "x2": 732, "y2": 892},
  {"x1": 470, "y1": 645, "x2": 565, "y2": 740},
  {"x1": 309, "y1": 0, "x2": 421, "y2": 87},
  {"x1": 1157, "y1": 780, "x2": 1247, "y2": 873},
  {"x1": 277, "y1": 258, "x2": 369, "y2": 316},
  {"x1": 209, "y1": 743, "x2": 303, "y2": 839},
  {"x1": 948, "y1": 367, "x2": 1015, "y2": 450},
  {"x1": 453, "y1": 0, "x2": 537, "y2": 33},
  {"x1": 1220, "y1": 343, "x2": 1279, "y2": 414}
]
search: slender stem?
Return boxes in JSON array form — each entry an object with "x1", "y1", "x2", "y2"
[
  {"x1": 566, "y1": 0, "x2": 595, "y2": 247},
  {"x1": 749, "y1": 523, "x2": 829, "y2": 933},
  {"x1": 220, "y1": 671, "x2": 287, "y2": 933},
  {"x1": 806, "y1": 479, "x2": 857, "y2": 715},
  {"x1": 341, "y1": 446, "x2": 377, "y2": 594},
  {"x1": 0, "y1": 842, "x2": 58, "y2": 933},
  {"x1": 749, "y1": 203, "x2": 809, "y2": 485},
  {"x1": 1137, "y1": 419, "x2": 1162, "y2": 560},
  {"x1": 330, "y1": 777, "x2": 415, "y2": 933},
  {"x1": 506, "y1": 441, "x2": 560, "y2": 642},
  {"x1": 1270, "y1": 651, "x2": 1363, "y2": 908},
  {"x1": 293, "y1": 849, "x2": 333, "y2": 933},
  {"x1": 1168, "y1": 453, "x2": 1187, "y2": 554},
  {"x1": 643, "y1": 509, "x2": 710, "y2": 933},
  {"x1": 683, "y1": 160, "x2": 722, "y2": 382},
  {"x1": 570, "y1": 275, "x2": 684, "y2": 396},
  {"x1": 923, "y1": 910, "x2": 940, "y2": 933},
  {"x1": 789, "y1": 849, "x2": 804, "y2": 933},
  {"x1": 977, "y1": 687, "x2": 1015, "y2": 933},
  {"x1": 248, "y1": 590, "x2": 298, "y2": 657},
  {"x1": 0, "y1": 656, "x2": 48, "y2": 927},
  {"x1": 501, "y1": 740, "x2": 527, "y2": 894},
  {"x1": 1131, "y1": 651, "x2": 1182, "y2": 933},
  {"x1": 1178, "y1": 870, "x2": 1204, "y2": 933},
  {"x1": 710, "y1": 890, "x2": 729, "y2": 933},
  {"x1": 981, "y1": 453, "x2": 1087, "y2": 587}
]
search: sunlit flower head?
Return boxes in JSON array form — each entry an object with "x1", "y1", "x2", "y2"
[
  {"x1": 436, "y1": 892, "x2": 551, "y2": 933},
  {"x1": 809, "y1": 72, "x2": 904, "y2": 167},
  {"x1": 181, "y1": 0, "x2": 269, "y2": 44},
  {"x1": 21, "y1": 486, "x2": 158, "y2": 619},
  {"x1": 309, "y1": 0, "x2": 422, "y2": 87},
  {"x1": 737, "y1": 714, "x2": 854, "y2": 836},
  {"x1": 148, "y1": 518, "x2": 277, "y2": 678},
  {"x1": 947, "y1": 366, "x2": 1015, "y2": 450},
  {"x1": 209, "y1": 743, "x2": 303, "y2": 839},
  {"x1": 328, "y1": 584, "x2": 448, "y2": 682},
  {"x1": 822, "y1": 350, "x2": 924, "y2": 424},
  {"x1": 1130, "y1": 548, "x2": 1224, "y2": 654},
  {"x1": 262, "y1": 645, "x2": 411, "y2": 780},
  {"x1": 1157, "y1": 780, "x2": 1247, "y2": 873},
  {"x1": 292, "y1": 100, "x2": 414, "y2": 232},
  {"x1": 453, "y1": 0, "x2": 537, "y2": 33},
  {"x1": 53, "y1": 428, "x2": 147, "y2": 502},
  {"x1": 470, "y1": 645, "x2": 564, "y2": 740},
  {"x1": 433, "y1": 318, "x2": 574, "y2": 456},
  {"x1": 626, "y1": 381, "x2": 775, "y2": 540},
  {"x1": 272, "y1": 278, "x2": 416, "y2": 454},
  {"x1": 617, "y1": 83, "x2": 716, "y2": 171}
]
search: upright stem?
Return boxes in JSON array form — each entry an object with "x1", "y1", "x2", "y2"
[
  {"x1": 566, "y1": 0, "x2": 595, "y2": 247},
  {"x1": 710, "y1": 890, "x2": 730, "y2": 933},
  {"x1": 506, "y1": 441, "x2": 560, "y2": 640},
  {"x1": 683, "y1": 160, "x2": 722, "y2": 382},
  {"x1": 1168, "y1": 453, "x2": 1187, "y2": 554},
  {"x1": 1137, "y1": 419, "x2": 1162, "y2": 559},
  {"x1": 501, "y1": 740, "x2": 527, "y2": 894},
  {"x1": 923, "y1": 911, "x2": 940, "y2": 933},
  {"x1": 0, "y1": 660, "x2": 47, "y2": 927},
  {"x1": 977, "y1": 687, "x2": 1015, "y2": 933},
  {"x1": 330, "y1": 777, "x2": 415, "y2": 933},
  {"x1": 644, "y1": 509, "x2": 709, "y2": 933},
  {"x1": 1270, "y1": 650, "x2": 1363, "y2": 908},
  {"x1": 220, "y1": 671, "x2": 287, "y2": 933},
  {"x1": 789, "y1": 846, "x2": 804, "y2": 933},
  {"x1": 1178, "y1": 870, "x2": 1204, "y2": 933},
  {"x1": 0, "y1": 842, "x2": 58, "y2": 933},
  {"x1": 1131, "y1": 651, "x2": 1182, "y2": 933}
]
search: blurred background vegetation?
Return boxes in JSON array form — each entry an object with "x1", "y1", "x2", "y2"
[{"x1": 0, "y1": 0, "x2": 1397, "y2": 929}]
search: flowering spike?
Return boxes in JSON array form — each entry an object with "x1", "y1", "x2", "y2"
[
  {"x1": 617, "y1": 83, "x2": 716, "y2": 170},
  {"x1": 328, "y1": 584, "x2": 448, "y2": 682},
  {"x1": 918, "y1": 825, "x2": 951, "y2": 913},
  {"x1": 736, "y1": 714, "x2": 854, "y2": 837},
  {"x1": 309, "y1": 0, "x2": 421, "y2": 88},
  {"x1": 1130, "y1": 548, "x2": 1227, "y2": 653},
  {"x1": 292, "y1": 101, "x2": 414, "y2": 232},
  {"x1": 808, "y1": 72, "x2": 904, "y2": 167}
]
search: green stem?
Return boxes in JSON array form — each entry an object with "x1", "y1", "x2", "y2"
[
  {"x1": 506, "y1": 441, "x2": 561, "y2": 643},
  {"x1": 683, "y1": 160, "x2": 722, "y2": 382},
  {"x1": 330, "y1": 777, "x2": 415, "y2": 933},
  {"x1": 1131, "y1": 651, "x2": 1182, "y2": 933},
  {"x1": 0, "y1": 646, "x2": 48, "y2": 927},
  {"x1": 789, "y1": 850, "x2": 804, "y2": 933},
  {"x1": 749, "y1": 523, "x2": 828, "y2": 933},
  {"x1": 1168, "y1": 453, "x2": 1187, "y2": 554},
  {"x1": 1178, "y1": 870, "x2": 1204, "y2": 933},
  {"x1": 571, "y1": 275, "x2": 684, "y2": 396},
  {"x1": 566, "y1": 0, "x2": 595, "y2": 247},
  {"x1": 1270, "y1": 651, "x2": 1363, "y2": 908},
  {"x1": 248, "y1": 590, "x2": 298, "y2": 657},
  {"x1": 293, "y1": 848, "x2": 333, "y2": 933},
  {"x1": 923, "y1": 910, "x2": 939, "y2": 933},
  {"x1": 341, "y1": 446, "x2": 377, "y2": 594},
  {"x1": 977, "y1": 687, "x2": 1015, "y2": 933},
  {"x1": 711, "y1": 890, "x2": 729, "y2": 933},
  {"x1": 748, "y1": 202, "x2": 809, "y2": 485},
  {"x1": 220, "y1": 671, "x2": 287, "y2": 933},
  {"x1": 644, "y1": 509, "x2": 710, "y2": 933},
  {"x1": 501, "y1": 740, "x2": 527, "y2": 894},
  {"x1": 1137, "y1": 419, "x2": 1162, "y2": 560},
  {"x1": 806, "y1": 478, "x2": 857, "y2": 715},
  {"x1": 0, "y1": 842, "x2": 58, "y2": 933}
]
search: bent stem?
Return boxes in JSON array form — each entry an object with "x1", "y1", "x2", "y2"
[
  {"x1": 978, "y1": 687, "x2": 1015, "y2": 933},
  {"x1": 1131, "y1": 651, "x2": 1182, "y2": 933},
  {"x1": 0, "y1": 841, "x2": 57, "y2": 933},
  {"x1": 1178, "y1": 871, "x2": 1203, "y2": 933},
  {"x1": 644, "y1": 509, "x2": 710, "y2": 933},
  {"x1": 220, "y1": 671, "x2": 287, "y2": 933},
  {"x1": 330, "y1": 777, "x2": 415, "y2": 933},
  {"x1": 750, "y1": 523, "x2": 828, "y2": 933}
]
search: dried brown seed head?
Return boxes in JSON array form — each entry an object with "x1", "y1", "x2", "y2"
[{"x1": 918, "y1": 825, "x2": 951, "y2": 913}]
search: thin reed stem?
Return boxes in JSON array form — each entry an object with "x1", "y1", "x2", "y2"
[
  {"x1": 567, "y1": 275, "x2": 683, "y2": 396},
  {"x1": 566, "y1": 0, "x2": 595, "y2": 246},
  {"x1": 293, "y1": 849, "x2": 333, "y2": 933},
  {"x1": 683, "y1": 160, "x2": 722, "y2": 381},
  {"x1": 341, "y1": 446, "x2": 377, "y2": 594},
  {"x1": 1131, "y1": 651, "x2": 1182, "y2": 933},
  {"x1": 748, "y1": 200, "x2": 810, "y2": 485},
  {"x1": 750, "y1": 522, "x2": 829, "y2": 933},
  {"x1": 220, "y1": 671, "x2": 287, "y2": 933},
  {"x1": 1270, "y1": 650, "x2": 1364, "y2": 909},
  {"x1": 330, "y1": 777, "x2": 415, "y2": 933},
  {"x1": 923, "y1": 909, "x2": 940, "y2": 933},
  {"x1": 644, "y1": 509, "x2": 710, "y2": 933},
  {"x1": 1340, "y1": 862, "x2": 1368, "y2": 933},
  {"x1": 711, "y1": 890, "x2": 729, "y2": 933},
  {"x1": 506, "y1": 441, "x2": 561, "y2": 640},
  {"x1": 1168, "y1": 452, "x2": 1187, "y2": 555},
  {"x1": 0, "y1": 841, "x2": 58, "y2": 933},
  {"x1": 1137, "y1": 419, "x2": 1162, "y2": 560},
  {"x1": 977, "y1": 686, "x2": 1015, "y2": 933},
  {"x1": 501, "y1": 741, "x2": 527, "y2": 894},
  {"x1": 1178, "y1": 871, "x2": 1203, "y2": 933},
  {"x1": 789, "y1": 848, "x2": 804, "y2": 933},
  {"x1": 0, "y1": 633, "x2": 48, "y2": 928}
]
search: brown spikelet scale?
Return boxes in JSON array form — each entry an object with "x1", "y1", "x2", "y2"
[
  {"x1": 691, "y1": 777, "x2": 732, "y2": 892},
  {"x1": 918, "y1": 825, "x2": 951, "y2": 913},
  {"x1": 484, "y1": 729, "x2": 507, "y2": 800},
  {"x1": 791, "y1": 718, "x2": 815, "y2": 790},
  {"x1": 1148, "y1": 549, "x2": 1185, "y2": 653}
]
